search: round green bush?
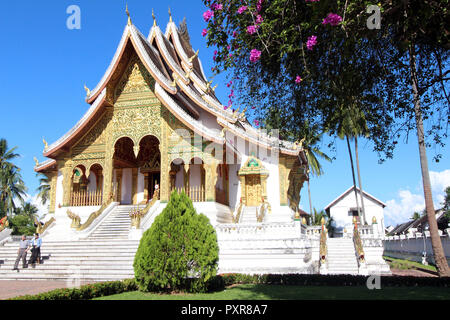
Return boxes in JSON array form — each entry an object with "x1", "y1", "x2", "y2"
[{"x1": 133, "y1": 190, "x2": 219, "y2": 293}]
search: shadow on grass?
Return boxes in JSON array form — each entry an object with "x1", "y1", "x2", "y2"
[{"x1": 96, "y1": 284, "x2": 450, "y2": 300}]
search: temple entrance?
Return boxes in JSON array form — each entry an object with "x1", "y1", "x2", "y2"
[
  {"x1": 245, "y1": 175, "x2": 261, "y2": 206},
  {"x1": 147, "y1": 172, "x2": 160, "y2": 200},
  {"x1": 138, "y1": 135, "x2": 160, "y2": 202},
  {"x1": 113, "y1": 135, "x2": 160, "y2": 204}
]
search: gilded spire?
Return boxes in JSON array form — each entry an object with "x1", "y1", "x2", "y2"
[
  {"x1": 152, "y1": 8, "x2": 157, "y2": 27},
  {"x1": 126, "y1": 3, "x2": 132, "y2": 26},
  {"x1": 168, "y1": 6, "x2": 173, "y2": 23},
  {"x1": 188, "y1": 49, "x2": 199, "y2": 63},
  {"x1": 43, "y1": 138, "x2": 48, "y2": 151},
  {"x1": 84, "y1": 84, "x2": 91, "y2": 97},
  {"x1": 33, "y1": 157, "x2": 39, "y2": 167}
]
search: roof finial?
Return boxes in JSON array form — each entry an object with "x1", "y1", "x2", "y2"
[
  {"x1": 126, "y1": 4, "x2": 132, "y2": 26},
  {"x1": 33, "y1": 157, "x2": 39, "y2": 167},
  {"x1": 84, "y1": 84, "x2": 91, "y2": 97},
  {"x1": 43, "y1": 138, "x2": 49, "y2": 151},
  {"x1": 188, "y1": 49, "x2": 199, "y2": 63},
  {"x1": 168, "y1": 6, "x2": 173, "y2": 23},
  {"x1": 152, "y1": 8, "x2": 157, "y2": 27}
]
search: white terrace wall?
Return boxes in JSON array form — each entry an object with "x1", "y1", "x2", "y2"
[{"x1": 384, "y1": 234, "x2": 450, "y2": 265}]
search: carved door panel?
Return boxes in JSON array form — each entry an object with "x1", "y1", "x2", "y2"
[{"x1": 245, "y1": 175, "x2": 261, "y2": 206}]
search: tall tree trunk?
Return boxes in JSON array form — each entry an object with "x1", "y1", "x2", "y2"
[
  {"x1": 409, "y1": 44, "x2": 450, "y2": 277},
  {"x1": 346, "y1": 136, "x2": 361, "y2": 221},
  {"x1": 354, "y1": 136, "x2": 367, "y2": 225},
  {"x1": 307, "y1": 174, "x2": 313, "y2": 225}
]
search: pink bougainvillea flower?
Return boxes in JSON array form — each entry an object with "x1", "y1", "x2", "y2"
[
  {"x1": 237, "y1": 5, "x2": 247, "y2": 14},
  {"x1": 295, "y1": 75, "x2": 302, "y2": 84},
  {"x1": 203, "y1": 10, "x2": 214, "y2": 22},
  {"x1": 251, "y1": 106, "x2": 256, "y2": 109},
  {"x1": 247, "y1": 25, "x2": 258, "y2": 34},
  {"x1": 256, "y1": 0, "x2": 263, "y2": 12},
  {"x1": 202, "y1": 29, "x2": 208, "y2": 37},
  {"x1": 232, "y1": 31, "x2": 238, "y2": 38},
  {"x1": 250, "y1": 49, "x2": 261, "y2": 62},
  {"x1": 254, "y1": 119, "x2": 260, "y2": 126},
  {"x1": 306, "y1": 35, "x2": 317, "y2": 50},
  {"x1": 212, "y1": 3, "x2": 223, "y2": 10},
  {"x1": 256, "y1": 15, "x2": 263, "y2": 24},
  {"x1": 322, "y1": 13, "x2": 342, "y2": 26}
]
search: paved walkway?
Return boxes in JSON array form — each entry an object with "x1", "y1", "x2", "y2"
[
  {"x1": 0, "y1": 280, "x2": 96, "y2": 300},
  {"x1": 389, "y1": 268, "x2": 437, "y2": 277}
]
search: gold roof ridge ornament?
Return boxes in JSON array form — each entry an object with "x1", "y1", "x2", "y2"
[
  {"x1": 168, "y1": 6, "x2": 173, "y2": 23},
  {"x1": 84, "y1": 84, "x2": 91, "y2": 97},
  {"x1": 126, "y1": 3, "x2": 132, "y2": 26},
  {"x1": 43, "y1": 138, "x2": 49, "y2": 152},
  {"x1": 152, "y1": 8, "x2": 157, "y2": 27},
  {"x1": 33, "y1": 157, "x2": 39, "y2": 167},
  {"x1": 188, "y1": 49, "x2": 199, "y2": 63}
]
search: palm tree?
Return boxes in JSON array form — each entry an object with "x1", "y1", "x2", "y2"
[
  {"x1": 299, "y1": 122, "x2": 332, "y2": 224},
  {"x1": 36, "y1": 173, "x2": 50, "y2": 206},
  {"x1": 18, "y1": 202, "x2": 39, "y2": 220},
  {"x1": 334, "y1": 104, "x2": 370, "y2": 225},
  {"x1": 409, "y1": 45, "x2": 450, "y2": 276},
  {"x1": 0, "y1": 166, "x2": 28, "y2": 216},
  {"x1": 0, "y1": 138, "x2": 19, "y2": 170},
  {"x1": 0, "y1": 139, "x2": 27, "y2": 217}
]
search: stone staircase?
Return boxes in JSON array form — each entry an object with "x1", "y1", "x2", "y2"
[
  {"x1": 88, "y1": 205, "x2": 134, "y2": 240},
  {"x1": 326, "y1": 238, "x2": 359, "y2": 275},
  {"x1": 0, "y1": 239, "x2": 139, "y2": 281},
  {"x1": 239, "y1": 206, "x2": 258, "y2": 224}
]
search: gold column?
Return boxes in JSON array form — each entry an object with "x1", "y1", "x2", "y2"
[
  {"x1": 184, "y1": 163, "x2": 189, "y2": 192},
  {"x1": 160, "y1": 115, "x2": 169, "y2": 202},
  {"x1": 116, "y1": 169, "x2": 123, "y2": 203},
  {"x1": 132, "y1": 168, "x2": 138, "y2": 204},
  {"x1": 48, "y1": 171, "x2": 57, "y2": 213},
  {"x1": 205, "y1": 162, "x2": 218, "y2": 202},
  {"x1": 59, "y1": 160, "x2": 73, "y2": 207},
  {"x1": 239, "y1": 175, "x2": 246, "y2": 205}
]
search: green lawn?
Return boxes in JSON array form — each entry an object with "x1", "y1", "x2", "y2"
[
  {"x1": 383, "y1": 256, "x2": 438, "y2": 272},
  {"x1": 94, "y1": 284, "x2": 450, "y2": 300}
]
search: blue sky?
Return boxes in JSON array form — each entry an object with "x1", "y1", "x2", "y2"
[{"x1": 1, "y1": 1, "x2": 449, "y2": 226}]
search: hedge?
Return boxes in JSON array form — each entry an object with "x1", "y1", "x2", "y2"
[
  {"x1": 10, "y1": 274, "x2": 450, "y2": 300},
  {"x1": 9, "y1": 278, "x2": 138, "y2": 300}
]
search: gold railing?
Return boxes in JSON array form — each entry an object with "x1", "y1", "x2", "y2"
[
  {"x1": 257, "y1": 199, "x2": 271, "y2": 223},
  {"x1": 232, "y1": 199, "x2": 244, "y2": 223},
  {"x1": 129, "y1": 189, "x2": 160, "y2": 228},
  {"x1": 67, "y1": 194, "x2": 115, "y2": 231},
  {"x1": 352, "y1": 218, "x2": 365, "y2": 264},
  {"x1": 319, "y1": 218, "x2": 327, "y2": 265},
  {"x1": 35, "y1": 217, "x2": 56, "y2": 234},
  {"x1": 171, "y1": 186, "x2": 205, "y2": 202},
  {"x1": 70, "y1": 190, "x2": 103, "y2": 207}
]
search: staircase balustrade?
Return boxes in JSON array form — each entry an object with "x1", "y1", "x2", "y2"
[
  {"x1": 352, "y1": 218, "x2": 366, "y2": 265},
  {"x1": 129, "y1": 189, "x2": 160, "y2": 229},
  {"x1": 319, "y1": 218, "x2": 328, "y2": 267}
]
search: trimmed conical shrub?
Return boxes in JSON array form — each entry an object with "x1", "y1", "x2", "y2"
[{"x1": 133, "y1": 190, "x2": 219, "y2": 293}]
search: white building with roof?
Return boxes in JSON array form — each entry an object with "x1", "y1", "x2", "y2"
[{"x1": 324, "y1": 186, "x2": 386, "y2": 238}]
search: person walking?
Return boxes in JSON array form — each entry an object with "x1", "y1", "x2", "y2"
[
  {"x1": 28, "y1": 233, "x2": 42, "y2": 267},
  {"x1": 12, "y1": 235, "x2": 30, "y2": 271}
]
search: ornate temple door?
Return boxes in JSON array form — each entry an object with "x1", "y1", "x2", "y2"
[{"x1": 245, "y1": 175, "x2": 261, "y2": 206}]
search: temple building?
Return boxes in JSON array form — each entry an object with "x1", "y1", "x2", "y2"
[
  {"x1": 35, "y1": 12, "x2": 307, "y2": 229},
  {"x1": 23, "y1": 10, "x2": 389, "y2": 277}
]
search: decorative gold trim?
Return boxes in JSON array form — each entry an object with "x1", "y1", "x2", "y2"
[{"x1": 35, "y1": 217, "x2": 56, "y2": 234}]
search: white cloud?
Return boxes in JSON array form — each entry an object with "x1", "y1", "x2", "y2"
[
  {"x1": 384, "y1": 169, "x2": 450, "y2": 227},
  {"x1": 13, "y1": 193, "x2": 49, "y2": 219}
]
